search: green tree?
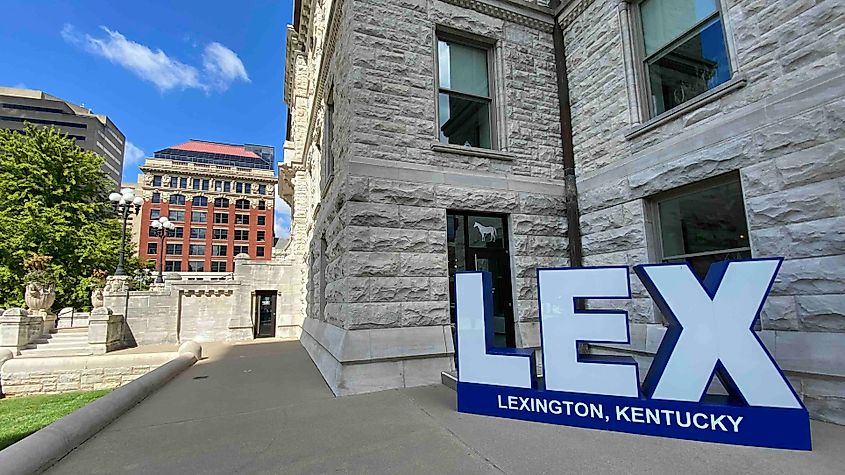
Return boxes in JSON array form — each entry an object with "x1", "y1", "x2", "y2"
[{"x1": 0, "y1": 124, "x2": 133, "y2": 310}]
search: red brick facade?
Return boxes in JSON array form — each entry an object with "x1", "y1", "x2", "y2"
[{"x1": 133, "y1": 140, "x2": 277, "y2": 274}]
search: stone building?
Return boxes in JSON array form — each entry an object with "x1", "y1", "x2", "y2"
[
  {"x1": 280, "y1": 0, "x2": 844, "y2": 421},
  {"x1": 561, "y1": 0, "x2": 845, "y2": 424}
]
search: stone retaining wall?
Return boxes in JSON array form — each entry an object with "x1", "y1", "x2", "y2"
[{"x1": 0, "y1": 352, "x2": 177, "y2": 396}]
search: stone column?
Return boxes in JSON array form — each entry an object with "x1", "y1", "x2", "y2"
[
  {"x1": 0, "y1": 308, "x2": 32, "y2": 355},
  {"x1": 88, "y1": 307, "x2": 123, "y2": 355}
]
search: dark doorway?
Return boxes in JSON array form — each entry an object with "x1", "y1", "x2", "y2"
[
  {"x1": 447, "y1": 211, "x2": 516, "y2": 348},
  {"x1": 254, "y1": 291, "x2": 277, "y2": 338}
]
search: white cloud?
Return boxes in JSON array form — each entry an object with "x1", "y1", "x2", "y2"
[
  {"x1": 62, "y1": 24, "x2": 249, "y2": 93},
  {"x1": 274, "y1": 184, "x2": 292, "y2": 239},
  {"x1": 122, "y1": 141, "x2": 146, "y2": 179},
  {"x1": 123, "y1": 141, "x2": 146, "y2": 166},
  {"x1": 202, "y1": 42, "x2": 250, "y2": 91}
]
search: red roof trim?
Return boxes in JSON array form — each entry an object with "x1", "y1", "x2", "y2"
[{"x1": 168, "y1": 140, "x2": 260, "y2": 159}]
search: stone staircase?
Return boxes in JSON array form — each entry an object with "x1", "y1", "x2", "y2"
[{"x1": 18, "y1": 327, "x2": 93, "y2": 358}]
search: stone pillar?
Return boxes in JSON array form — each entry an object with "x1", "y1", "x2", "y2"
[
  {"x1": 88, "y1": 307, "x2": 123, "y2": 355},
  {"x1": 0, "y1": 308, "x2": 32, "y2": 355}
]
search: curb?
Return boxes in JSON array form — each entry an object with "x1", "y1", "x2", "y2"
[{"x1": 0, "y1": 342, "x2": 202, "y2": 474}]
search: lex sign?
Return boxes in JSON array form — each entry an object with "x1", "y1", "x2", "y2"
[{"x1": 455, "y1": 259, "x2": 811, "y2": 450}]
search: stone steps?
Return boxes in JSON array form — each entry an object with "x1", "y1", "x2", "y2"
[
  {"x1": 18, "y1": 328, "x2": 92, "y2": 358},
  {"x1": 18, "y1": 348, "x2": 94, "y2": 358}
]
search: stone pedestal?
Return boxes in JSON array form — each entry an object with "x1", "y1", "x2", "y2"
[
  {"x1": 0, "y1": 308, "x2": 32, "y2": 355},
  {"x1": 30, "y1": 310, "x2": 57, "y2": 335},
  {"x1": 88, "y1": 307, "x2": 124, "y2": 355}
]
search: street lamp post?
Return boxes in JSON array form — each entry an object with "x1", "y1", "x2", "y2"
[
  {"x1": 150, "y1": 216, "x2": 176, "y2": 283},
  {"x1": 108, "y1": 188, "x2": 143, "y2": 276}
]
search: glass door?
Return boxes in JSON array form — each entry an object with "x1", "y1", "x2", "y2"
[
  {"x1": 254, "y1": 292, "x2": 277, "y2": 338},
  {"x1": 447, "y1": 212, "x2": 515, "y2": 348}
]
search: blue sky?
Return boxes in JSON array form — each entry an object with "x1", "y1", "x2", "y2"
[{"x1": 0, "y1": 0, "x2": 294, "y2": 237}]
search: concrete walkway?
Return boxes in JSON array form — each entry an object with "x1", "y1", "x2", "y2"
[{"x1": 49, "y1": 341, "x2": 845, "y2": 474}]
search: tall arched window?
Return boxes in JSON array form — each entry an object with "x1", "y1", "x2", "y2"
[
  {"x1": 214, "y1": 197, "x2": 230, "y2": 208},
  {"x1": 192, "y1": 196, "x2": 208, "y2": 207},
  {"x1": 169, "y1": 194, "x2": 186, "y2": 206},
  {"x1": 235, "y1": 199, "x2": 251, "y2": 210}
]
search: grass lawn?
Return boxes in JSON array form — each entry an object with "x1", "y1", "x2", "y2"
[{"x1": 0, "y1": 389, "x2": 110, "y2": 450}]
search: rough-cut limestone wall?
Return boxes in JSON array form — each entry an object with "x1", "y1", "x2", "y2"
[{"x1": 565, "y1": 0, "x2": 845, "y2": 424}]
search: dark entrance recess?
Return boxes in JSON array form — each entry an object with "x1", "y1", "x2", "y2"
[
  {"x1": 447, "y1": 211, "x2": 516, "y2": 348},
  {"x1": 254, "y1": 291, "x2": 277, "y2": 338}
]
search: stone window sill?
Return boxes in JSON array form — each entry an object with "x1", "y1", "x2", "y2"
[
  {"x1": 625, "y1": 74, "x2": 748, "y2": 141},
  {"x1": 431, "y1": 143, "x2": 516, "y2": 161}
]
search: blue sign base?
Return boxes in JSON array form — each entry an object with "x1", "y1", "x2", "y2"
[{"x1": 457, "y1": 382, "x2": 812, "y2": 450}]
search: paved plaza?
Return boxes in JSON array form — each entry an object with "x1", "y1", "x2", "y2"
[{"x1": 49, "y1": 341, "x2": 845, "y2": 474}]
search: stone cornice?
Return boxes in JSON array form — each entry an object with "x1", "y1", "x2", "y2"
[
  {"x1": 302, "y1": 0, "x2": 343, "y2": 172},
  {"x1": 440, "y1": 0, "x2": 555, "y2": 32},
  {"x1": 284, "y1": 26, "x2": 305, "y2": 106},
  {"x1": 139, "y1": 160, "x2": 276, "y2": 183},
  {"x1": 557, "y1": 0, "x2": 597, "y2": 30}
]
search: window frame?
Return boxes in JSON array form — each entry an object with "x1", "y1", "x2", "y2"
[
  {"x1": 645, "y1": 172, "x2": 751, "y2": 266},
  {"x1": 434, "y1": 28, "x2": 500, "y2": 151},
  {"x1": 627, "y1": 0, "x2": 739, "y2": 122}
]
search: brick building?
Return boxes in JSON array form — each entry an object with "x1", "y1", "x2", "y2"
[{"x1": 136, "y1": 140, "x2": 277, "y2": 274}]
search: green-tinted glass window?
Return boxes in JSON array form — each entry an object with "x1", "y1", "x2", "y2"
[
  {"x1": 640, "y1": 0, "x2": 730, "y2": 116},
  {"x1": 437, "y1": 39, "x2": 493, "y2": 149},
  {"x1": 658, "y1": 179, "x2": 750, "y2": 278}
]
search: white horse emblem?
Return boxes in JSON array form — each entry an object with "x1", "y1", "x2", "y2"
[{"x1": 473, "y1": 222, "x2": 498, "y2": 242}]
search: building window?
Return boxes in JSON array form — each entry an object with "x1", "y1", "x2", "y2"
[
  {"x1": 170, "y1": 176, "x2": 178, "y2": 188},
  {"x1": 191, "y1": 211, "x2": 207, "y2": 223},
  {"x1": 180, "y1": 177, "x2": 188, "y2": 189},
  {"x1": 168, "y1": 210, "x2": 185, "y2": 222},
  {"x1": 188, "y1": 261, "x2": 205, "y2": 272},
  {"x1": 166, "y1": 244, "x2": 183, "y2": 255},
  {"x1": 147, "y1": 243, "x2": 157, "y2": 255},
  {"x1": 323, "y1": 89, "x2": 335, "y2": 189},
  {"x1": 244, "y1": 183, "x2": 252, "y2": 194},
  {"x1": 192, "y1": 196, "x2": 208, "y2": 207},
  {"x1": 234, "y1": 229, "x2": 249, "y2": 241},
  {"x1": 214, "y1": 197, "x2": 229, "y2": 208},
  {"x1": 258, "y1": 200, "x2": 266, "y2": 210},
  {"x1": 257, "y1": 246, "x2": 265, "y2": 258},
  {"x1": 153, "y1": 175, "x2": 162, "y2": 187},
  {"x1": 150, "y1": 209, "x2": 160, "y2": 219},
  {"x1": 214, "y1": 180, "x2": 223, "y2": 192},
  {"x1": 224, "y1": 181, "x2": 231, "y2": 192},
  {"x1": 214, "y1": 212, "x2": 229, "y2": 224},
  {"x1": 257, "y1": 215, "x2": 266, "y2": 226},
  {"x1": 637, "y1": 0, "x2": 732, "y2": 117},
  {"x1": 436, "y1": 36, "x2": 494, "y2": 149},
  {"x1": 235, "y1": 214, "x2": 249, "y2": 225},
  {"x1": 235, "y1": 182, "x2": 243, "y2": 193},
  {"x1": 258, "y1": 184, "x2": 267, "y2": 195},
  {"x1": 319, "y1": 236, "x2": 327, "y2": 319},
  {"x1": 190, "y1": 228, "x2": 207, "y2": 239},
  {"x1": 192, "y1": 178, "x2": 201, "y2": 190},
  {"x1": 257, "y1": 231, "x2": 265, "y2": 242},
  {"x1": 169, "y1": 194, "x2": 186, "y2": 206},
  {"x1": 151, "y1": 192, "x2": 161, "y2": 203},
  {"x1": 210, "y1": 261, "x2": 227, "y2": 272},
  {"x1": 235, "y1": 199, "x2": 250, "y2": 210},
  {"x1": 165, "y1": 260, "x2": 182, "y2": 272},
  {"x1": 653, "y1": 175, "x2": 750, "y2": 279},
  {"x1": 213, "y1": 228, "x2": 228, "y2": 240},
  {"x1": 173, "y1": 227, "x2": 184, "y2": 238},
  {"x1": 189, "y1": 244, "x2": 206, "y2": 256},
  {"x1": 148, "y1": 227, "x2": 158, "y2": 237},
  {"x1": 212, "y1": 245, "x2": 228, "y2": 257},
  {"x1": 234, "y1": 245, "x2": 249, "y2": 256}
]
